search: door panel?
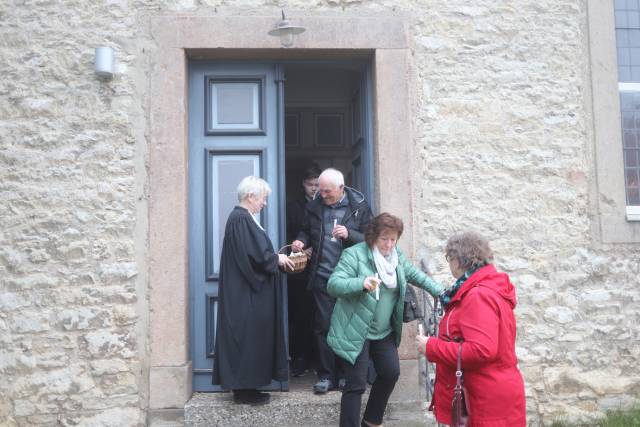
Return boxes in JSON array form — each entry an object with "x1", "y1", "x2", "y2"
[
  {"x1": 206, "y1": 76, "x2": 266, "y2": 134},
  {"x1": 351, "y1": 63, "x2": 374, "y2": 204},
  {"x1": 206, "y1": 152, "x2": 262, "y2": 278},
  {"x1": 189, "y1": 62, "x2": 283, "y2": 392}
]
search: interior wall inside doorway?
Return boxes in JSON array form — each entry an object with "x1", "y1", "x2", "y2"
[{"x1": 284, "y1": 63, "x2": 362, "y2": 202}]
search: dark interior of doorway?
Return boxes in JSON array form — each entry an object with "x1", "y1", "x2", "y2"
[
  {"x1": 284, "y1": 62, "x2": 363, "y2": 196},
  {"x1": 283, "y1": 62, "x2": 364, "y2": 379}
]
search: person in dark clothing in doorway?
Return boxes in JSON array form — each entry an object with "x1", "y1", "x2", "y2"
[
  {"x1": 286, "y1": 164, "x2": 321, "y2": 377},
  {"x1": 212, "y1": 176, "x2": 295, "y2": 405},
  {"x1": 291, "y1": 168, "x2": 373, "y2": 394}
]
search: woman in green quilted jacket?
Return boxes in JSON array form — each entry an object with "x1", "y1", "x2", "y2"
[{"x1": 327, "y1": 213, "x2": 443, "y2": 427}]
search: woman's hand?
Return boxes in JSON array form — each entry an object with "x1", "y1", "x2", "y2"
[
  {"x1": 363, "y1": 276, "x2": 380, "y2": 292},
  {"x1": 278, "y1": 254, "x2": 295, "y2": 271},
  {"x1": 415, "y1": 334, "x2": 429, "y2": 355}
]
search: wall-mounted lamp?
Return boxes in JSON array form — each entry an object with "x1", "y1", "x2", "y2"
[
  {"x1": 268, "y1": 11, "x2": 306, "y2": 48},
  {"x1": 95, "y1": 46, "x2": 115, "y2": 79}
]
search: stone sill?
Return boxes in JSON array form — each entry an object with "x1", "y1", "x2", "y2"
[{"x1": 627, "y1": 206, "x2": 640, "y2": 221}]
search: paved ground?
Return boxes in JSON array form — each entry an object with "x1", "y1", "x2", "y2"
[{"x1": 184, "y1": 367, "x2": 438, "y2": 426}]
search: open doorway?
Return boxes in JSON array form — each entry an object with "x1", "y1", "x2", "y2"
[
  {"x1": 284, "y1": 61, "x2": 372, "y2": 201},
  {"x1": 283, "y1": 61, "x2": 373, "y2": 381},
  {"x1": 187, "y1": 58, "x2": 374, "y2": 392}
]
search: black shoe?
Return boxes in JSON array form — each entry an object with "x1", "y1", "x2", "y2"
[
  {"x1": 313, "y1": 378, "x2": 334, "y2": 394},
  {"x1": 291, "y1": 358, "x2": 308, "y2": 377},
  {"x1": 233, "y1": 389, "x2": 270, "y2": 405}
]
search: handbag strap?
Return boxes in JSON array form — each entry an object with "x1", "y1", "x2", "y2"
[
  {"x1": 455, "y1": 342, "x2": 463, "y2": 389},
  {"x1": 454, "y1": 342, "x2": 471, "y2": 417}
]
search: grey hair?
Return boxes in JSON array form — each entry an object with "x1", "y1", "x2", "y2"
[
  {"x1": 237, "y1": 176, "x2": 272, "y2": 202},
  {"x1": 319, "y1": 168, "x2": 344, "y2": 188},
  {"x1": 445, "y1": 231, "x2": 494, "y2": 271}
]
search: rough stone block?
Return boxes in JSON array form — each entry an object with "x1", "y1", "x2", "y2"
[
  {"x1": 150, "y1": 363, "x2": 192, "y2": 409},
  {"x1": 83, "y1": 330, "x2": 136, "y2": 358},
  {"x1": 58, "y1": 407, "x2": 144, "y2": 427}
]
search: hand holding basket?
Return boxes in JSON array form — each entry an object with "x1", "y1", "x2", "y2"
[{"x1": 278, "y1": 244, "x2": 309, "y2": 274}]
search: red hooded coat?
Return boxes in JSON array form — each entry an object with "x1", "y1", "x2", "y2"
[{"x1": 425, "y1": 264, "x2": 526, "y2": 427}]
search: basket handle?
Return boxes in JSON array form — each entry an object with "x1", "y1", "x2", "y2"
[
  {"x1": 278, "y1": 244, "x2": 293, "y2": 254},
  {"x1": 279, "y1": 244, "x2": 308, "y2": 256}
]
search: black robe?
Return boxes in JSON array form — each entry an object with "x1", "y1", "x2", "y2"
[{"x1": 212, "y1": 206, "x2": 288, "y2": 389}]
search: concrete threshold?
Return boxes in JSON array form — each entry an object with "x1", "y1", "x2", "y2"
[{"x1": 184, "y1": 360, "x2": 437, "y2": 426}]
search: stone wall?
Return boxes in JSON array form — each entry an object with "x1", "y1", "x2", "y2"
[
  {"x1": 0, "y1": 1, "x2": 638, "y2": 426},
  {"x1": 0, "y1": 0, "x2": 150, "y2": 425},
  {"x1": 410, "y1": 1, "x2": 640, "y2": 424}
]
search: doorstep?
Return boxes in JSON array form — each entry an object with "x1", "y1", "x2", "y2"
[{"x1": 183, "y1": 360, "x2": 437, "y2": 426}]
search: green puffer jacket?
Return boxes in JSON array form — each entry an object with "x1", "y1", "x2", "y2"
[{"x1": 326, "y1": 242, "x2": 443, "y2": 365}]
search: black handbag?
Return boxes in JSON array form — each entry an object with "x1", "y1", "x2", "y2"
[
  {"x1": 451, "y1": 342, "x2": 470, "y2": 427},
  {"x1": 403, "y1": 285, "x2": 423, "y2": 322}
]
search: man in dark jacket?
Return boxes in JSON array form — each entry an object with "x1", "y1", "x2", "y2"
[{"x1": 291, "y1": 168, "x2": 373, "y2": 394}]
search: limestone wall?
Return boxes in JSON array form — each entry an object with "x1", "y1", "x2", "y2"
[
  {"x1": 0, "y1": 1, "x2": 638, "y2": 426},
  {"x1": 0, "y1": 0, "x2": 150, "y2": 425},
  {"x1": 409, "y1": 1, "x2": 640, "y2": 424}
]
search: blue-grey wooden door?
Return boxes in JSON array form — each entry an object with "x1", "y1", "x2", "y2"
[
  {"x1": 351, "y1": 63, "x2": 374, "y2": 204},
  {"x1": 188, "y1": 61, "x2": 286, "y2": 392}
]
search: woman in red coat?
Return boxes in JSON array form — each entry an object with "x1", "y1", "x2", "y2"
[{"x1": 416, "y1": 231, "x2": 526, "y2": 426}]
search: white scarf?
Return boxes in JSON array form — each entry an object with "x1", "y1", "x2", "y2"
[
  {"x1": 251, "y1": 213, "x2": 264, "y2": 231},
  {"x1": 240, "y1": 205, "x2": 265, "y2": 231},
  {"x1": 372, "y1": 246, "x2": 398, "y2": 289}
]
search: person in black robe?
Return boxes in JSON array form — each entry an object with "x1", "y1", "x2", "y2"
[{"x1": 212, "y1": 176, "x2": 294, "y2": 406}]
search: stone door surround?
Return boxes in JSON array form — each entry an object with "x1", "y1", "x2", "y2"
[{"x1": 148, "y1": 14, "x2": 414, "y2": 411}]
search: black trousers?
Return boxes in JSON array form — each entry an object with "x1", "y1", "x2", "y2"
[
  {"x1": 288, "y1": 272, "x2": 313, "y2": 361},
  {"x1": 311, "y1": 279, "x2": 342, "y2": 381},
  {"x1": 339, "y1": 333, "x2": 400, "y2": 427}
]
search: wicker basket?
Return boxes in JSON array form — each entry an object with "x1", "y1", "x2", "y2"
[{"x1": 278, "y1": 244, "x2": 309, "y2": 274}]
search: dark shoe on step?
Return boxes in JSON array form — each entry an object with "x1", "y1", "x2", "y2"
[
  {"x1": 233, "y1": 389, "x2": 270, "y2": 405},
  {"x1": 291, "y1": 358, "x2": 309, "y2": 377},
  {"x1": 313, "y1": 378, "x2": 334, "y2": 394}
]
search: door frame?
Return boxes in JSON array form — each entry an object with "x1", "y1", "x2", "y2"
[{"x1": 148, "y1": 15, "x2": 413, "y2": 414}]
